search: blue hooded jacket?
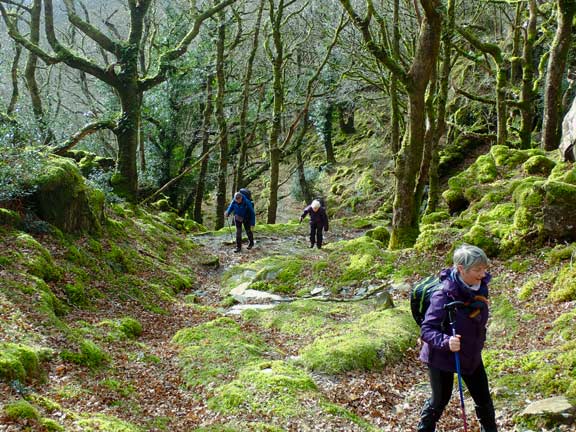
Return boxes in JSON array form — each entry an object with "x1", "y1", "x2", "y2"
[
  {"x1": 419, "y1": 267, "x2": 491, "y2": 374},
  {"x1": 225, "y1": 192, "x2": 255, "y2": 226}
]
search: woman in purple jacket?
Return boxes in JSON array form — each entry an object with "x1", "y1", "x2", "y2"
[
  {"x1": 418, "y1": 244, "x2": 497, "y2": 432},
  {"x1": 299, "y1": 199, "x2": 329, "y2": 249}
]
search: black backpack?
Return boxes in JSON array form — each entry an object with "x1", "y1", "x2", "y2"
[
  {"x1": 239, "y1": 188, "x2": 253, "y2": 203},
  {"x1": 410, "y1": 275, "x2": 442, "y2": 326}
]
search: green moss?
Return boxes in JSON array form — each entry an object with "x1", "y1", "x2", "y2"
[
  {"x1": 365, "y1": 226, "x2": 390, "y2": 244},
  {"x1": 192, "y1": 423, "x2": 284, "y2": 432},
  {"x1": 64, "y1": 282, "x2": 91, "y2": 308},
  {"x1": 76, "y1": 414, "x2": 142, "y2": 431},
  {"x1": 546, "y1": 243, "x2": 576, "y2": 265},
  {"x1": 550, "y1": 308, "x2": 576, "y2": 342},
  {"x1": 0, "y1": 208, "x2": 22, "y2": 227},
  {"x1": 414, "y1": 225, "x2": 462, "y2": 253},
  {"x1": 421, "y1": 211, "x2": 450, "y2": 225},
  {"x1": 299, "y1": 305, "x2": 417, "y2": 374},
  {"x1": 462, "y1": 224, "x2": 500, "y2": 257},
  {"x1": 549, "y1": 264, "x2": 576, "y2": 302},
  {"x1": 16, "y1": 233, "x2": 62, "y2": 282},
  {"x1": 490, "y1": 145, "x2": 534, "y2": 168},
  {"x1": 172, "y1": 317, "x2": 271, "y2": 388},
  {"x1": 40, "y1": 418, "x2": 65, "y2": 431},
  {"x1": 241, "y1": 300, "x2": 372, "y2": 338},
  {"x1": 119, "y1": 317, "x2": 143, "y2": 339},
  {"x1": 522, "y1": 155, "x2": 556, "y2": 176},
  {"x1": 208, "y1": 360, "x2": 316, "y2": 417},
  {"x1": 548, "y1": 162, "x2": 576, "y2": 185},
  {"x1": 518, "y1": 279, "x2": 537, "y2": 301},
  {"x1": 0, "y1": 343, "x2": 44, "y2": 382},
  {"x1": 60, "y1": 339, "x2": 110, "y2": 369},
  {"x1": 3, "y1": 400, "x2": 40, "y2": 420},
  {"x1": 488, "y1": 296, "x2": 518, "y2": 343},
  {"x1": 100, "y1": 378, "x2": 135, "y2": 398}
]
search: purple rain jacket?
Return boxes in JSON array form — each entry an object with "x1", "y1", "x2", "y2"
[
  {"x1": 419, "y1": 267, "x2": 491, "y2": 375},
  {"x1": 300, "y1": 205, "x2": 329, "y2": 231}
]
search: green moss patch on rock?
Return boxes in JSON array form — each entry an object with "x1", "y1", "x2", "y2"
[
  {"x1": 0, "y1": 342, "x2": 48, "y2": 383},
  {"x1": 522, "y1": 155, "x2": 556, "y2": 176},
  {"x1": 0, "y1": 208, "x2": 22, "y2": 227},
  {"x1": 172, "y1": 317, "x2": 273, "y2": 388},
  {"x1": 75, "y1": 414, "x2": 143, "y2": 432},
  {"x1": 299, "y1": 305, "x2": 418, "y2": 374},
  {"x1": 15, "y1": 233, "x2": 63, "y2": 282},
  {"x1": 549, "y1": 264, "x2": 576, "y2": 303},
  {"x1": 208, "y1": 360, "x2": 316, "y2": 416},
  {"x1": 3, "y1": 399, "x2": 40, "y2": 421},
  {"x1": 60, "y1": 339, "x2": 110, "y2": 369},
  {"x1": 241, "y1": 300, "x2": 374, "y2": 339},
  {"x1": 28, "y1": 156, "x2": 104, "y2": 234}
]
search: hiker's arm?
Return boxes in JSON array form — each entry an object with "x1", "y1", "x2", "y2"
[
  {"x1": 224, "y1": 202, "x2": 234, "y2": 217},
  {"x1": 420, "y1": 291, "x2": 451, "y2": 351}
]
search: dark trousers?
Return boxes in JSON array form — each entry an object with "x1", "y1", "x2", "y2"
[
  {"x1": 309, "y1": 222, "x2": 323, "y2": 247},
  {"x1": 418, "y1": 362, "x2": 497, "y2": 432},
  {"x1": 235, "y1": 219, "x2": 253, "y2": 250}
]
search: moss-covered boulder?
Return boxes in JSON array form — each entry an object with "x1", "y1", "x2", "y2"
[
  {"x1": 299, "y1": 306, "x2": 417, "y2": 374},
  {"x1": 365, "y1": 226, "x2": 390, "y2": 245},
  {"x1": 0, "y1": 343, "x2": 47, "y2": 383},
  {"x1": 549, "y1": 264, "x2": 576, "y2": 303},
  {"x1": 522, "y1": 155, "x2": 556, "y2": 176},
  {"x1": 28, "y1": 156, "x2": 104, "y2": 234},
  {"x1": 513, "y1": 179, "x2": 576, "y2": 244},
  {"x1": 0, "y1": 208, "x2": 22, "y2": 227}
]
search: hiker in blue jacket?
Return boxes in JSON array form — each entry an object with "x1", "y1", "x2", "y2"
[
  {"x1": 224, "y1": 191, "x2": 255, "y2": 253},
  {"x1": 299, "y1": 199, "x2": 329, "y2": 249},
  {"x1": 418, "y1": 244, "x2": 497, "y2": 432}
]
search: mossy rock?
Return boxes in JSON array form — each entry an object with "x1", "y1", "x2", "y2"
[
  {"x1": 548, "y1": 162, "x2": 576, "y2": 185},
  {"x1": 365, "y1": 226, "x2": 390, "y2": 244},
  {"x1": 0, "y1": 208, "x2": 22, "y2": 227},
  {"x1": 0, "y1": 343, "x2": 46, "y2": 383},
  {"x1": 549, "y1": 264, "x2": 576, "y2": 303},
  {"x1": 490, "y1": 145, "x2": 535, "y2": 168},
  {"x1": 60, "y1": 339, "x2": 110, "y2": 369},
  {"x1": 523, "y1": 155, "x2": 556, "y2": 176},
  {"x1": 172, "y1": 317, "x2": 271, "y2": 388},
  {"x1": 208, "y1": 360, "x2": 316, "y2": 416},
  {"x1": 28, "y1": 156, "x2": 104, "y2": 234},
  {"x1": 15, "y1": 233, "x2": 63, "y2": 282},
  {"x1": 442, "y1": 189, "x2": 469, "y2": 214},
  {"x1": 75, "y1": 415, "x2": 142, "y2": 431},
  {"x1": 463, "y1": 224, "x2": 500, "y2": 257},
  {"x1": 78, "y1": 153, "x2": 115, "y2": 176},
  {"x1": 299, "y1": 305, "x2": 418, "y2": 374},
  {"x1": 3, "y1": 400, "x2": 40, "y2": 421},
  {"x1": 421, "y1": 211, "x2": 450, "y2": 225}
]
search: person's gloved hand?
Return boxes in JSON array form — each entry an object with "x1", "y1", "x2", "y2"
[
  {"x1": 299, "y1": 216, "x2": 303, "y2": 223},
  {"x1": 224, "y1": 211, "x2": 228, "y2": 217}
]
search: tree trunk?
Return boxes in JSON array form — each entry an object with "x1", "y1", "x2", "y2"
[
  {"x1": 389, "y1": 0, "x2": 442, "y2": 249},
  {"x1": 111, "y1": 88, "x2": 141, "y2": 200},
  {"x1": 322, "y1": 103, "x2": 336, "y2": 164},
  {"x1": 390, "y1": 0, "x2": 401, "y2": 155},
  {"x1": 427, "y1": 0, "x2": 454, "y2": 214},
  {"x1": 193, "y1": 75, "x2": 214, "y2": 224},
  {"x1": 235, "y1": 0, "x2": 264, "y2": 191},
  {"x1": 518, "y1": 0, "x2": 537, "y2": 149},
  {"x1": 8, "y1": 43, "x2": 21, "y2": 115},
  {"x1": 542, "y1": 0, "x2": 576, "y2": 151},
  {"x1": 266, "y1": 0, "x2": 285, "y2": 224},
  {"x1": 214, "y1": 10, "x2": 229, "y2": 230}
]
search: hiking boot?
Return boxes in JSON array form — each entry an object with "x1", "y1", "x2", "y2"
[
  {"x1": 309, "y1": 243, "x2": 315, "y2": 248},
  {"x1": 247, "y1": 241, "x2": 254, "y2": 250},
  {"x1": 234, "y1": 248, "x2": 241, "y2": 253}
]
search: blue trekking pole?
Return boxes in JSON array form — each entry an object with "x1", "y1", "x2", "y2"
[{"x1": 444, "y1": 301, "x2": 468, "y2": 432}]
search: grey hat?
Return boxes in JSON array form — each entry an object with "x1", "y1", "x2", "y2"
[{"x1": 234, "y1": 192, "x2": 243, "y2": 201}]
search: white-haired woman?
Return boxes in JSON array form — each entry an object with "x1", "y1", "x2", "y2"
[{"x1": 299, "y1": 199, "x2": 329, "y2": 249}]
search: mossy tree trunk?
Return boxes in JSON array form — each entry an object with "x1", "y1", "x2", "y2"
[
  {"x1": 390, "y1": 0, "x2": 401, "y2": 155},
  {"x1": 426, "y1": 0, "x2": 454, "y2": 214},
  {"x1": 0, "y1": 0, "x2": 236, "y2": 202},
  {"x1": 192, "y1": 75, "x2": 214, "y2": 224},
  {"x1": 542, "y1": 0, "x2": 576, "y2": 151},
  {"x1": 214, "y1": 9, "x2": 230, "y2": 230},
  {"x1": 234, "y1": 0, "x2": 264, "y2": 193},
  {"x1": 322, "y1": 102, "x2": 336, "y2": 165},
  {"x1": 340, "y1": 0, "x2": 442, "y2": 249},
  {"x1": 458, "y1": 26, "x2": 509, "y2": 147},
  {"x1": 518, "y1": 0, "x2": 538, "y2": 150},
  {"x1": 266, "y1": 0, "x2": 286, "y2": 225}
]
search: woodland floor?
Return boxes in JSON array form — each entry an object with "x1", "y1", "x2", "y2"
[{"x1": 0, "y1": 221, "x2": 572, "y2": 432}]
